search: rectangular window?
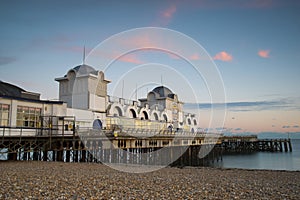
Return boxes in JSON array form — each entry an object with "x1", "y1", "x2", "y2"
[
  {"x1": 0, "y1": 104, "x2": 10, "y2": 126},
  {"x1": 17, "y1": 106, "x2": 41, "y2": 128}
]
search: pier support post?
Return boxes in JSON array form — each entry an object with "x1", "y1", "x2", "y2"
[
  {"x1": 65, "y1": 142, "x2": 70, "y2": 162},
  {"x1": 43, "y1": 146, "x2": 48, "y2": 161},
  {"x1": 288, "y1": 139, "x2": 292, "y2": 152},
  {"x1": 7, "y1": 151, "x2": 17, "y2": 161},
  {"x1": 284, "y1": 141, "x2": 288, "y2": 152}
]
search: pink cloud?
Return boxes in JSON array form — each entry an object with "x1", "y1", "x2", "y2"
[
  {"x1": 118, "y1": 54, "x2": 143, "y2": 64},
  {"x1": 213, "y1": 51, "x2": 233, "y2": 62},
  {"x1": 162, "y1": 4, "x2": 176, "y2": 19},
  {"x1": 258, "y1": 50, "x2": 270, "y2": 58},
  {"x1": 190, "y1": 53, "x2": 200, "y2": 60},
  {"x1": 167, "y1": 52, "x2": 181, "y2": 60},
  {"x1": 153, "y1": 4, "x2": 177, "y2": 26},
  {"x1": 124, "y1": 34, "x2": 154, "y2": 48}
]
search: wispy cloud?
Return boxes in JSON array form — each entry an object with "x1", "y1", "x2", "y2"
[
  {"x1": 88, "y1": 48, "x2": 144, "y2": 65},
  {"x1": 0, "y1": 56, "x2": 16, "y2": 65},
  {"x1": 258, "y1": 49, "x2": 270, "y2": 58},
  {"x1": 190, "y1": 53, "x2": 200, "y2": 60},
  {"x1": 213, "y1": 51, "x2": 233, "y2": 62},
  {"x1": 118, "y1": 54, "x2": 143, "y2": 64},
  {"x1": 118, "y1": 34, "x2": 156, "y2": 48},
  {"x1": 184, "y1": 98, "x2": 300, "y2": 112},
  {"x1": 153, "y1": 4, "x2": 177, "y2": 26},
  {"x1": 162, "y1": 4, "x2": 176, "y2": 19},
  {"x1": 283, "y1": 125, "x2": 300, "y2": 129},
  {"x1": 167, "y1": 52, "x2": 181, "y2": 60}
]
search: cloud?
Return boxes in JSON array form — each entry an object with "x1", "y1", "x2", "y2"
[
  {"x1": 118, "y1": 54, "x2": 143, "y2": 64},
  {"x1": 213, "y1": 51, "x2": 233, "y2": 62},
  {"x1": 283, "y1": 125, "x2": 300, "y2": 129},
  {"x1": 258, "y1": 50, "x2": 270, "y2": 58},
  {"x1": 117, "y1": 34, "x2": 157, "y2": 49},
  {"x1": 167, "y1": 52, "x2": 181, "y2": 60},
  {"x1": 190, "y1": 53, "x2": 200, "y2": 60},
  {"x1": 184, "y1": 97, "x2": 300, "y2": 112},
  {"x1": 153, "y1": 4, "x2": 177, "y2": 26},
  {"x1": 0, "y1": 56, "x2": 17, "y2": 65},
  {"x1": 162, "y1": 4, "x2": 176, "y2": 19},
  {"x1": 87, "y1": 48, "x2": 144, "y2": 65}
]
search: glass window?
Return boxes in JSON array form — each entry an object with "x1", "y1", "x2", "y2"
[
  {"x1": 16, "y1": 106, "x2": 41, "y2": 128},
  {"x1": 0, "y1": 104, "x2": 10, "y2": 126}
]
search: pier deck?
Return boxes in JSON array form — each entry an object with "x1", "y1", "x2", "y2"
[
  {"x1": 0, "y1": 127, "x2": 223, "y2": 166},
  {"x1": 1, "y1": 127, "x2": 292, "y2": 166}
]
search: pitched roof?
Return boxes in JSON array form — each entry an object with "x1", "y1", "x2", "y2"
[{"x1": 0, "y1": 81, "x2": 40, "y2": 100}]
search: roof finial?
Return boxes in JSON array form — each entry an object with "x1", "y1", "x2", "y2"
[
  {"x1": 135, "y1": 83, "x2": 138, "y2": 101},
  {"x1": 122, "y1": 80, "x2": 124, "y2": 99},
  {"x1": 161, "y1": 75, "x2": 163, "y2": 86},
  {"x1": 83, "y1": 45, "x2": 86, "y2": 65}
]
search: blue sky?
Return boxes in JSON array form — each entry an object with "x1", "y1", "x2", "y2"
[{"x1": 0, "y1": 0, "x2": 299, "y2": 135}]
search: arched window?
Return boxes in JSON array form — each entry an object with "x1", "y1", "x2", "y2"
[
  {"x1": 153, "y1": 113, "x2": 159, "y2": 121},
  {"x1": 93, "y1": 119, "x2": 102, "y2": 130},
  {"x1": 187, "y1": 118, "x2": 191, "y2": 125},
  {"x1": 163, "y1": 114, "x2": 168, "y2": 122},
  {"x1": 141, "y1": 111, "x2": 149, "y2": 120},
  {"x1": 113, "y1": 106, "x2": 123, "y2": 116},
  {"x1": 148, "y1": 92, "x2": 156, "y2": 101},
  {"x1": 129, "y1": 109, "x2": 137, "y2": 118},
  {"x1": 193, "y1": 119, "x2": 197, "y2": 126}
]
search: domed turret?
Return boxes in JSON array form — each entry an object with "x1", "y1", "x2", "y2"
[
  {"x1": 152, "y1": 86, "x2": 174, "y2": 99},
  {"x1": 72, "y1": 64, "x2": 97, "y2": 76}
]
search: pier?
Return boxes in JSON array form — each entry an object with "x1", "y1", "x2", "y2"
[
  {"x1": 222, "y1": 136, "x2": 293, "y2": 153},
  {"x1": 0, "y1": 126, "x2": 223, "y2": 166},
  {"x1": 1, "y1": 127, "x2": 293, "y2": 166}
]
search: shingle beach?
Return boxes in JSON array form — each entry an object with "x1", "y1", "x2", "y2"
[{"x1": 0, "y1": 161, "x2": 299, "y2": 199}]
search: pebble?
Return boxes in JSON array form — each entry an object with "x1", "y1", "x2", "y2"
[{"x1": 0, "y1": 161, "x2": 299, "y2": 199}]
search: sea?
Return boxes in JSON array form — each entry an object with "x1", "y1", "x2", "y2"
[{"x1": 212, "y1": 139, "x2": 300, "y2": 171}]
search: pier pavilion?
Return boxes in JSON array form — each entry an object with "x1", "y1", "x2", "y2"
[{"x1": 0, "y1": 64, "x2": 224, "y2": 165}]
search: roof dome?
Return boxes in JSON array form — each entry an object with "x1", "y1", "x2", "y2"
[
  {"x1": 152, "y1": 86, "x2": 174, "y2": 98},
  {"x1": 72, "y1": 64, "x2": 97, "y2": 75}
]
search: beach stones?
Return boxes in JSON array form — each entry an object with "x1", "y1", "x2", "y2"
[{"x1": 0, "y1": 162, "x2": 299, "y2": 199}]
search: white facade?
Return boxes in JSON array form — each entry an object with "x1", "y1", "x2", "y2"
[
  {"x1": 0, "y1": 64, "x2": 199, "y2": 136},
  {"x1": 55, "y1": 65, "x2": 110, "y2": 113}
]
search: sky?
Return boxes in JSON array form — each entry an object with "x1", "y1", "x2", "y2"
[{"x1": 0, "y1": 0, "x2": 299, "y2": 136}]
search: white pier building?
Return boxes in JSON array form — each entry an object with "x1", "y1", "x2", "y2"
[{"x1": 0, "y1": 64, "x2": 198, "y2": 136}]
